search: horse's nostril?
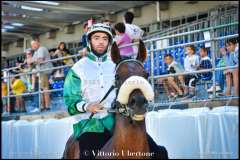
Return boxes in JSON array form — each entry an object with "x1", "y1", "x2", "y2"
[
  {"x1": 144, "y1": 99, "x2": 148, "y2": 104},
  {"x1": 130, "y1": 98, "x2": 136, "y2": 106}
]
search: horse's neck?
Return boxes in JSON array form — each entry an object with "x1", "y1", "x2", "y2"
[{"x1": 111, "y1": 114, "x2": 150, "y2": 153}]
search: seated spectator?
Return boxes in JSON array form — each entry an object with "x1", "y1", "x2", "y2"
[
  {"x1": 208, "y1": 47, "x2": 227, "y2": 93},
  {"x1": 157, "y1": 53, "x2": 186, "y2": 99},
  {"x1": 224, "y1": 38, "x2": 239, "y2": 96},
  {"x1": 10, "y1": 75, "x2": 27, "y2": 113},
  {"x1": 55, "y1": 42, "x2": 74, "y2": 77},
  {"x1": 197, "y1": 47, "x2": 213, "y2": 80},
  {"x1": 184, "y1": 45, "x2": 200, "y2": 98},
  {"x1": 113, "y1": 22, "x2": 134, "y2": 59}
]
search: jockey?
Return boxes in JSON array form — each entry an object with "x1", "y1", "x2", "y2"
[{"x1": 63, "y1": 23, "x2": 116, "y2": 158}]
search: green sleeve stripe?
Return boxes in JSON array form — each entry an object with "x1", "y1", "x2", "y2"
[{"x1": 63, "y1": 69, "x2": 84, "y2": 115}]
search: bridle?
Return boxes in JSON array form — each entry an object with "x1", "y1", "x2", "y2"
[{"x1": 80, "y1": 59, "x2": 149, "y2": 130}]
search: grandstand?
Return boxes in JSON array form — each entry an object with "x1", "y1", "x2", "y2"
[{"x1": 1, "y1": 1, "x2": 239, "y2": 159}]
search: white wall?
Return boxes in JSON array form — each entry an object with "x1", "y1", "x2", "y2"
[{"x1": 4, "y1": 1, "x2": 237, "y2": 57}]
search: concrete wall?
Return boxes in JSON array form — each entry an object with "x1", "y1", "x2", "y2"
[
  {"x1": 38, "y1": 23, "x2": 84, "y2": 49},
  {"x1": 4, "y1": 1, "x2": 237, "y2": 57}
]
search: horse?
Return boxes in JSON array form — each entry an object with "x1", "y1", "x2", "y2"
[{"x1": 62, "y1": 40, "x2": 168, "y2": 159}]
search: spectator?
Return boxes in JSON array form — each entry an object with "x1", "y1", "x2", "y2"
[
  {"x1": 113, "y1": 22, "x2": 134, "y2": 59},
  {"x1": 1, "y1": 78, "x2": 8, "y2": 114},
  {"x1": 22, "y1": 48, "x2": 37, "y2": 92},
  {"x1": 184, "y1": 45, "x2": 200, "y2": 98},
  {"x1": 80, "y1": 22, "x2": 89, "y2": 57},
  {"x1": 52, "y1": 43, "x2": 66, "y2": 78},
  {"x1": 157, "y1": 53, "x2": 186, "y2": 99},
  {"x1": 224, "y1": 38, "x2": 239, "y2": 96},
  {"x1": 208, "y1": 47, "x2": 226, "y2": 93},
  {"x1": 10, "y1": 75, "x2": 27, "y2": 112},
  {"x1": 123, "y1": 11, "x2": 144, "y2": 58},
  {"x1": 58, "y1": 42, "x2": 74, "y2": 66},
  {"x1": 197, "y1": 47, "x2": 213, "y2": 80},
  {"x1": 56, "y1": 42, "x2": 74, "y2": 76},
  {"x1": 31, "y1": 39, "x2": 53, "y2": 111},
  {"x1": 102, "y1": 19, "x2": 116, "y2": 36},
  {"x1": 1, "y1": 51, "x2": 8, "y2": 69}
]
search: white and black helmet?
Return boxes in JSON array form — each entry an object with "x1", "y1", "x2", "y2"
[{"x1": 87, "y1": 23, "x2": 113, "y2": 53}]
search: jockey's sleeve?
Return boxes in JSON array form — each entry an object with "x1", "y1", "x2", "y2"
[{"x1": 63, "y1": 69, "x2": 86, "y2": 115}]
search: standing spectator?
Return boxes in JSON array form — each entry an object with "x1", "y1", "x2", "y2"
[
  {"x1": 80, "y1": 22, "x2": 89, "y2": 57},
  {"x1": 22, "y1": 48, "x2": 37, "y2": 92},
  {"x1": 102, "y1": 19, "x2": 116, "y2": 36},
  {"x1": 113, "y1": 22, "x2": 134, "y2": 59},
  {"x1": 31, "y1": 39, "x2": 53, "y2": 111},
  {"x1": 123, "y1": 11, "x2": 144, "y2": 58},
  {"x1": 10, "y1": 75, "x2": 27, "y2": 112},
  {"x1": 197, "y1": 47, "x2": 213, "y2": 80},
  {"x1": 184, "y1": 45, "x2": 200, "y2": 98}
]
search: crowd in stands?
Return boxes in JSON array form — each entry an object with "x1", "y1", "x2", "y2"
[
  {"x1": 1, "y1": 11, "x2": 239, "y2": 115},
  {"x1": 157, "y1": 38, "x2": 238, "y2": 100}
]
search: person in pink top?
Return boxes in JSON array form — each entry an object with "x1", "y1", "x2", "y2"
[{"x1": 113, "y1": 22, "x2": 134, "y2": 59}]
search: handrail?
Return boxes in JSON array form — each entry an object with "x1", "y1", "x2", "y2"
[
  {"x1": 152, "y1": 96, "x2": 239, "y2": 107},
  {"x1": 154, "y1": 65, "x2": 238, "y2": 79},
  {"x1": 1, "y1": 34, "x2": 238, "y2": 80}
]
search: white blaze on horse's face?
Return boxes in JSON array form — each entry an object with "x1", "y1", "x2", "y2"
[{"x1": 117, "y1": 75, "x2": 154, "y2": 121}]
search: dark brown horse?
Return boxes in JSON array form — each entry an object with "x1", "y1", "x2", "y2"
[{"x1": 62, "y1": 40, "x2": 168, "y2": 159}]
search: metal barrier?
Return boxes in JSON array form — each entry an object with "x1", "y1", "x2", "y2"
[{"x1": 1, "y1": 22, "x2": 239, "y2": 115}]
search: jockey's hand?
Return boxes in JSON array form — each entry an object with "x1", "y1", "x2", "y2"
[{"x1": 86, "y1": 102, "x2": 104, "y2": 114}]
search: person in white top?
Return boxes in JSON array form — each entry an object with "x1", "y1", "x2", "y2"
[
  {"x1": 183, "y1": 45, "x2": 200, "y2": 98},
  {"x1": 123, "y1": 11, "x2": 144, "y2": 58}
]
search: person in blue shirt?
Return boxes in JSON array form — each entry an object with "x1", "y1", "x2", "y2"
[{"x1": 197, "y1": 47, "x2": 212, "y2": 80}]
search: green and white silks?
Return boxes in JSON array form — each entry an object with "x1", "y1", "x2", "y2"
[{"x1": 63, "y1": 52, "x2": 116, "y2": 138}]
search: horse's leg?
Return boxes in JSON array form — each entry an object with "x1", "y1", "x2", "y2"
[{"x1": 62, "y1": 135, "x2": 80, "y2": 159}]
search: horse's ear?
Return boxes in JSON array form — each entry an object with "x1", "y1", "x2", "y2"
[
  {"x1": 136, "y1": 39, "x2": 147, "y2": 63},
  {"x1": 111, "y1": 42, "x2": 121, "y2": 64}
]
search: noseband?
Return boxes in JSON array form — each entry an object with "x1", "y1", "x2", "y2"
[{"x1": 110, "y1": 59, "x2": 149, "y2": 119}]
